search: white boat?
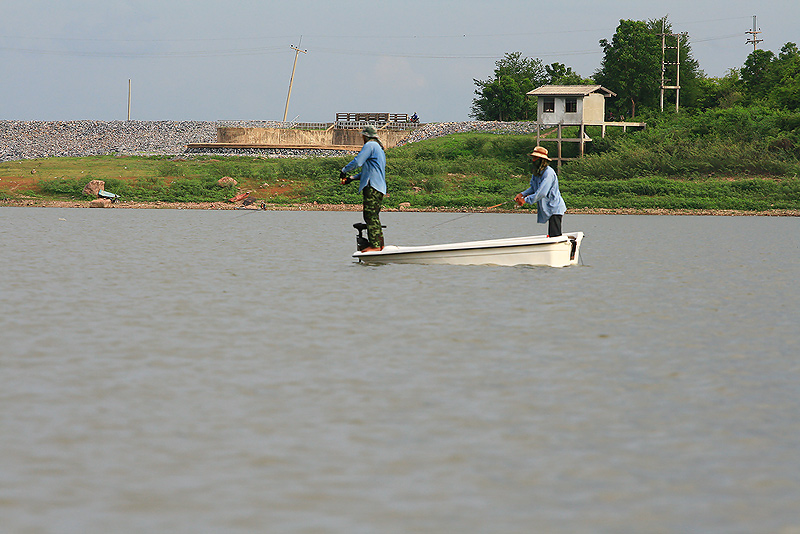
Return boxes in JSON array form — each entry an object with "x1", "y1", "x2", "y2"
[{"x1": 352, "y1": 231, "x2": 584, "y2": 267}]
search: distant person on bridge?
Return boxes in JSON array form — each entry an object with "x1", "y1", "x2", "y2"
[
  {"x1": 514, "y1": 146, "x2": 566, "y2": 237},
  {"x1": 340, "y1": 125, "x2": 387, "y2": 251}
]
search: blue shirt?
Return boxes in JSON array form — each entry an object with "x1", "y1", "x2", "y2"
[
  {"x1": 342, "y1": 140, "x2": 387, "y2": 194},
  {"x1": 520, "y1": 165, "x2": 567, "y2": 223}
]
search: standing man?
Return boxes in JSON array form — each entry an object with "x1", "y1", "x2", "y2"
[
  {"x1": 341, "y1": 125, "x2": 387, "y2": 251},
  {"x1": 514, "y1": 146, "x2": 566, "y2": 237}
]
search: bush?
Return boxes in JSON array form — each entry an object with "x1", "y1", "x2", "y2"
[
  {"x1": 563, "y1": 106, "x2": 800, "y2": 181},
  {"x1": 39, "y1": 177, "x2": 86, "y2": 197}
]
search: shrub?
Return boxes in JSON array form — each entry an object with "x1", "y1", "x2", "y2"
[
  {"x1": 156, "y1": 161, "x2": 186, "y2": 177},
  {"x1": 39, "y1": 177, "x2": 86, "y2": 196}
]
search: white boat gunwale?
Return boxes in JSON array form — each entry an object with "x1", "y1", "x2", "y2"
[
  {"x1": 352, "y1": 231, "x2": 583, "y2": 267},
  {"x1": 356, "y1": 234, "x2": 568, "y2": 255}
]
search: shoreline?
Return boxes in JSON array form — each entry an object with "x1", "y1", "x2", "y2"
[{"x1": 2, "y1": 198, "x2": 798, "y2": 216}]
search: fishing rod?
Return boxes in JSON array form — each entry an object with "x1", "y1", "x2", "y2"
[
  {"x1": 429, "y1": 201, "x2": 513, "y2": 229},
  {"x1": 232, "y1": 201, "x2": 268, "y2": 218}
]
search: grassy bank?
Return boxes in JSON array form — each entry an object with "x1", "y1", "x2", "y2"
[{"x1": 2, "y1": 110, "x2": 799, "y2": 212}]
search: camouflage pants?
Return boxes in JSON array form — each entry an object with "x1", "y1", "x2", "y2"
[{"x1": 362, "y1": 185, "x2": 384, "y2": 248}]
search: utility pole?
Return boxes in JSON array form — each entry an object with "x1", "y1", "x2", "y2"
[
  {"x1": 127, "y1": 79, "x2": 131, "y2": 121},
  {"x1": 745, "y1": 15, "x2": 763, "y2": 52},
  {"x1": 283, "y1": 42, "x2": 307, "y2": 123},
  {"x1": 660, "y1": 31, "x2": 686, "y2": 112}
]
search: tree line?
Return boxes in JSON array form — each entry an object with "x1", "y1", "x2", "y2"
[{"x1": 471, "y1": 16, "x2": 800, "y2": 121}]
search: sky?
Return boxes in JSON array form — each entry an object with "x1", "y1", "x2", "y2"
[{"x1": 1, "y1": 0, "x2": 797, "y2": 123}]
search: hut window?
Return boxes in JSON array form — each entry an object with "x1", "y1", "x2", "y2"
[
  {"x1": 542, "y1": 97, "x2": 555, "y2": 113},
  {"x1": 565, "y1": 97, "x2": 578, "y2": 113}
]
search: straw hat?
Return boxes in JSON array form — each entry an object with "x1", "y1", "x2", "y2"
[
  {"x1": 530, "y1": 146, "x2": 551, "y2": 161},
  {"x1": 361, "y1": 125, "x2": 379, "y2": 139}
]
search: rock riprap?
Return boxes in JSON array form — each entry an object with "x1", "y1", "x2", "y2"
[{"x1": 1, "y1": 120, "x2": 541, "y2": 162}]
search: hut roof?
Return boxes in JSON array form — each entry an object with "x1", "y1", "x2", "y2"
[{"x1": 526, "y1": 85, "x2": 616, "y2": 97}]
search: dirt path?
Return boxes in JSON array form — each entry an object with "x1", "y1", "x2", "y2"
[{"x1": 2, "y1": 198, "x2": 798, "y2": 216}]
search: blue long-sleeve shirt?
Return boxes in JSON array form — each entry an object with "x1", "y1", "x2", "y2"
[
  {"x1": 342, "y1": 140, "x2": 387, "y2": 194},
  {"x1": 520, "y1": 165, "x2": 567, "y2": 223}
]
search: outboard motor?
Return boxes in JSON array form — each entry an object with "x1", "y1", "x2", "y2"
[
  {"x1": 569, "y1": 234, "x2": 578, "y2": 260},
  {"x1": 353, "y1": 222, "x2": 386, "y2": 251}
]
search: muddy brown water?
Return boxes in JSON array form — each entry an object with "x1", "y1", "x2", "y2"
[{"x1": 1, "y1": 207, "x2": 799, "y2": 533}]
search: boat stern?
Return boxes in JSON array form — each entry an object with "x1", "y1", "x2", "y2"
[{"x1": 566, "y1": 232, "x2": 584, "y2": 265}]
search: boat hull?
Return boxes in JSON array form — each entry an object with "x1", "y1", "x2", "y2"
[{"x1": 353, "y1": 232, "x2": 583, "y2": 267}]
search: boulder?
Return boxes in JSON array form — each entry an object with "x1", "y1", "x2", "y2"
[
  {"x1": 83, "y1": 179, "x2": 105, "y2": 197},
  {"x1": 217, "y1": 176, "x2": 237, "y2": 187},
  {"x1": 89, "y1": 199, "x2": 112, "y2": 208}
]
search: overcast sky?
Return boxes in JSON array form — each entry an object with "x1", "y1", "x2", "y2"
[{"x1": 1, "y1": 0, "x2": 796, "y2": 122}]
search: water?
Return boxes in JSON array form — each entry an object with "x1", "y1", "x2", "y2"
[{"x1": 1, "y1": 207, "x2": 799, "y2": 534}]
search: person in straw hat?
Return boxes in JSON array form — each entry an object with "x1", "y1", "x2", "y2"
[
  {"x1": 514, "y1": 146, "x2": 567, "y2": 237},
  {"x1": 340, "y1": 125, "x2": 387, "y2": 251}
]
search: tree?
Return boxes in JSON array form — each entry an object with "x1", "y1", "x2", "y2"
[
  {"x1": 473, "y1": 76, "x2": 524, "y2": 121},
  {"x1": 770, "y1": 42, "x2": 800, "y2": 110},
  {"x1": 471, "y1": 52, "x2": 547, "y2": 120},
  {"x1": 694, "y1": 70, "x2": 743, "y2": 110},
  {"x1": 741, "y1": 43, "x2": 800, "y2": 110},
  {"x1": 741, "y1": 48, "x2": 777, "y2": 101},
  {"x1": 545, "y1": 62, "x2": 590, "y2": 85},
  {"x1": 594, "y1": 20, "x2": 661, "y2": 118},
  {"x1": 594, "y1": 17, "x2": 702, "y2": 116}
]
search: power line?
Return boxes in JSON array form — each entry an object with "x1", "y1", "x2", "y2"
[
  {"x1": 311, "y1": 47, "x2": 502, "y2": 59},
  {"x1": 0, "y1": 34, "x2": 296, "y2": 43},
  {"x1": 0, "y1": 15, "x2": 753, "y2": 44},
  {"x1": 0, "y1": 42, "x2": 602, "y2": 60},
  {"x1": 0, "y1": 45, "x2": 287, "y2": 58},
  {"x1": 671, "y1": 15, "x2": 752, "y2": 27},
  {"x1": 0, "y1": 15, "x2": 753, "y2": 61},
  {"x1": 692, "y1": 33, "x2": 746, "y2": 43},
  {"x1": 312, "y1": 46, "x2": 601, "y2": 60}
]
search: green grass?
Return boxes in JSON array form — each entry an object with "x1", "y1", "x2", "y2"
[
  {"x1": 3, "y1": 107, "x2": 800, "y2": 211},
  {"x1": 563, "y1": 176, "x2": 800, "y2": 211}
]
